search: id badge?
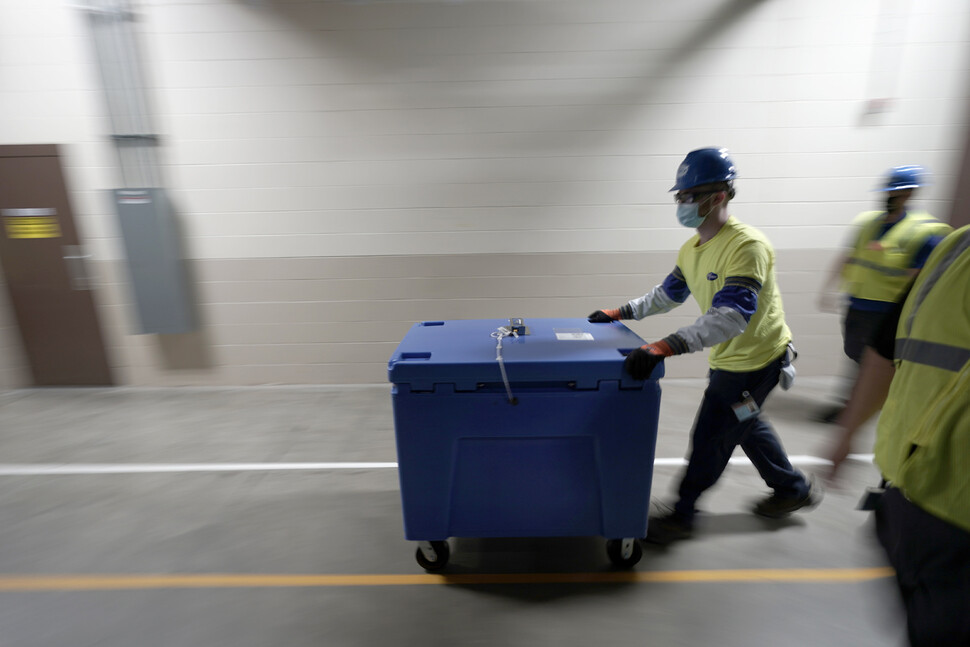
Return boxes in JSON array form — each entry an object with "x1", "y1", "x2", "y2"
[{"x1": 731, "y1": 390, "x2": 760, "y2": 422}]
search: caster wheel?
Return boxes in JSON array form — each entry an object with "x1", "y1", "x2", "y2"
[
  {"x1": 415, "y1": 540, "x2": 450, "y2": 572},
  {"x1": 606, "y1": 538, "x2": 642, "y2": 568}
]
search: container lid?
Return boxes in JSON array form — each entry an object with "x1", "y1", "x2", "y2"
[{"x1": 387, "y1": 318, "x2": 660, "y2": 390}]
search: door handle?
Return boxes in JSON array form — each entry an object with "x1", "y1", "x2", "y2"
[{"x1": 63, "y1": 245, "x2": 94, "y2": 290}]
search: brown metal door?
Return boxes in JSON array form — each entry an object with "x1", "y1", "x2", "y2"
[{"x1": 0, "y1": 145, "x2": 113, "y2": 386}]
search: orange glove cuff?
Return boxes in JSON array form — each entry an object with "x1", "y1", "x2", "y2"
[{"x1": 642, "y1": 340, "x2": 674, "y2": 357}]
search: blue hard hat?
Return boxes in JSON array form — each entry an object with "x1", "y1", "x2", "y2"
[
  {"x1": 881, "y1": 165, "x2": 925, "y2": 191},
  {"x1": 670, "y1": 147, "x2": 737, "y2": 191}
]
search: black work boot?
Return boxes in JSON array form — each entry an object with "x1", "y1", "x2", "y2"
[
  {"x1": 643, "y1": 513, "x2": 694, "y2": 546},
  {"x1": 753, "y1": 477, "x2": 823, "y2": 519},
  {"x1": 813, "y1": 404, "x2": 844, "y2": 424}
]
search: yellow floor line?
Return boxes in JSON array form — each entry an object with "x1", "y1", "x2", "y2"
[{"x1": 0, "y1": 568, "x2": 894, "y2": 591}]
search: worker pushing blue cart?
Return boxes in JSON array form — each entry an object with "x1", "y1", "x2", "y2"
[{"x1": 387, "y1": 317, "x2": 662, "y2": 571}]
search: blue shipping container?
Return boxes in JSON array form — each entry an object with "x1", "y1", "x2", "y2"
[{"x1": 388, "y1": 318, "x2": 662, "y2": 549}]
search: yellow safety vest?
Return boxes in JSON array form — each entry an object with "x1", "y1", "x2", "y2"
[
  {"x1": 842, "y1": 211, "x2": 951, "y2": 303},
  {"x1": 874, "y1": 225, "x2": 970, "y2": 532}
]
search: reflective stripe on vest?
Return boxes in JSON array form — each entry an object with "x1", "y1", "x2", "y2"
[
  {"x1": 894, "y1": 338, "x2": 970, "y2": 372},
  {"x1": 843, "y1": 257, "x2": 910, "y2": 277}
]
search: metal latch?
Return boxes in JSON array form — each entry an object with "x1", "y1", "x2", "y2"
[{"x1": 508, "y1": 318, "x2": 528, "y2": 335}]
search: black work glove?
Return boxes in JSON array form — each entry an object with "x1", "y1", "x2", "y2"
[
  {"x1": 624, "y1": 348, "x2": 663, "y2": 380},
  {"x1": 624, "y1": 339, "x2": 677, "y2": 380},
  {"x1": 588, "y1": 309, "x2": 619, "y2": 323}
]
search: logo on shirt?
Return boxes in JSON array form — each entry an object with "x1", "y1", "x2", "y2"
[{"x1": 707, "y1": 272, "x2": 718, "y2": 281}]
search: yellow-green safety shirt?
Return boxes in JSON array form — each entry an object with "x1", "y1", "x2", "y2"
[{"x1": 677, "y1": 217, "x2": 791, "y2": 371}]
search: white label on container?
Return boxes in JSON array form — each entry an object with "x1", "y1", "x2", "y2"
[{"x1": 554, "y1": 329, "x2": 594, "y2": 341}]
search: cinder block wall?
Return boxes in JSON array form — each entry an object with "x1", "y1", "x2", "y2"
[{"x1": 0, "y1": 0, "x2": 968, "y2": 386}]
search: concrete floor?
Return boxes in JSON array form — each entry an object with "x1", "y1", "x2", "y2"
[{"x1": 0, "y1": 377, "x2": 908, "y2": 647}]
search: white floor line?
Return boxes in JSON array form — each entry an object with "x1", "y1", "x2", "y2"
[
  {"x1": 0, "y1": 455, "x2": 874, "y2": 476},
  {"x1": 0, "y1": 463, "x2": 397, "y2": 475}
]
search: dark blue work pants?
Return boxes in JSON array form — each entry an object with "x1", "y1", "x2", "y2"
[
  {"x1": 673, "y1": 353, "x2": 809, "y2": 523},
  {"x1": 875, "y1": 487, "x2": 970, "y2": 647}
]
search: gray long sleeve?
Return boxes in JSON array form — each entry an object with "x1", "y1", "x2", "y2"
[
  {"x1": 673, "y1": 306, "x2": 749, "y2": 353},
  {"x1": 627, "y1": 284, "x2": 682, "y2": 320}
]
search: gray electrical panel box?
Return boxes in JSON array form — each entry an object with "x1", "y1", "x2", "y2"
[{"x1": 113, "y1": 188, "x2": 196, "y2": 334}]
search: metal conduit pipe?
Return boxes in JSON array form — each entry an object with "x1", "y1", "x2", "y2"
[{"x1": 79, "y1": 0, "x2": 160, "y2": 188}]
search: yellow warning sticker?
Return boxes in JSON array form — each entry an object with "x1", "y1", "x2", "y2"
[{"x1": 4, "y1": 216, "x2": 62, "y2": 239}]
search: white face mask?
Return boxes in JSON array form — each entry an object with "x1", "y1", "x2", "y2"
[{"x1": 676, "y1": 202, "x2": 706, "y2": 228}]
